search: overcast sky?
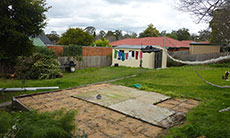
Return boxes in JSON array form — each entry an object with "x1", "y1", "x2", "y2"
[{"x1": 44, "y1": 0, "x2": 209, "y2": 35}]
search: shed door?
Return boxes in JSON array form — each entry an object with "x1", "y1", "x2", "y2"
[{"x1": 154, "y1": 51, "x2": 162, "y2": 68}]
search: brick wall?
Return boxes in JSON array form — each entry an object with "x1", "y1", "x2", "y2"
[
  {"x1": 47, "y1": 45, "x2": 112, "y2": 57},
  {"x1": 82, "y1": 46, "x2": 112, "y2": 56},
  {"x1": 47, "y1": 45, "x2": 64, "y2": 56}
]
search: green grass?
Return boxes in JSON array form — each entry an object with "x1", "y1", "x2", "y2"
[
  {"x1": 1, "y1": 64, "x2": 230, "y2": 137},
  {"x1": 0, "y1": 66, "x2": 140, "y2": 103},
  {"x1": 112, "y1": 64, "x2": 230, "y2": 138}
]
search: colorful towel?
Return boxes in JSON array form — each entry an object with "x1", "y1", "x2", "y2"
[
  {"x1": 126, "y1": 53, "x2": 128, "y2": 59},
  {"x1": 136, "y1": 51, "x2": 138, "y2": 60},
  {"x1": 114, "y1": 50, "x2": 118, "y2": 58},
  {"x1": 118, "y1": 52, "x2": 121, "y2": 60},
  {"x1": 122, "y1": 52, "x2": 125, "y2": 61},
  {"x1": 140, "y1": 51, "x2": 143, "y2": 59}
]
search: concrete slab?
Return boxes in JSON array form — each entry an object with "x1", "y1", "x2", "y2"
[
  {"x1": 109, "y1": 99, "x2": 175, "y2": 128},
  {"x1": 74, "y1": 84, "x2": 173, "y2": 128},
  {"x1": 136, "y1": 93, "x2": 170, "y2": 105}
]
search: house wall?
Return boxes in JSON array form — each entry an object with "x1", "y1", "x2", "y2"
[
  {"x1": 112, "y1": 47, "x2": 167, "y2": 69},
  {"x1": 189, "y1": 45, "x2": 220, "y2": 55}
]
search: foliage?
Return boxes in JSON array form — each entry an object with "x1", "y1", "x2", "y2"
[
  {"x1": 34, "y1": 46, "x2": 58, "y2": 58},
  {"x1": 15, "y1": 53, "x2": 63, "y2": 80},
  {"x1": 63, "y1": 45, "x2": 82, "y2": 61},
  {"x1": 59, "y1": 28, "x2": 94, "y2": 46},
  {"x1": 198, "y1": 29, "x2": 211, "y2": 41},
  {"x1": 0, "y1": 109, "x2": 79, "y2": 138},
  {"x1": 0, "y1": 0, "x2": 49, "y2": 61},
  {"x1": 175, "y1": 28, "x2": 191, "y2": 41},
  {"x1": 46, "y1": 31, "x2": 60, "y2": 44},
  {"x1": 139, "y1": 24, "x2": 160, "y2": 38},
  {"x1": 93, "y1": 38, "x2": 111, "y2": 47},
  {"x1": 165, "y1": 31, "x2": 178, "y2": 40},
  {"x1": 210, "y1": 7, "x2": 230, "y2": 45}
]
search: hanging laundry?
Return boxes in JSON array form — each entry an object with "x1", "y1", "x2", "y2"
[
  {"x1": 136, "y1": 51, "x2": 139, "y2": 60},
  {"x1": 122, "y1": 52, "x2": 125, "y2": 61},
  {"x1": 128, "y1": 51, "x2": 132, "y2": 60},
  {"x1": 140, "y1": 51, "x2": 143, "y2": 59},
  {"x1": 118, "y1": 52, "x2": 121, "y2": 60},
  {"x1": 126, "y1": 53, "x2": 128, "y2": 59},
  {"x1": 114, "y1": 50, "x2": 118, "y2": 58}
]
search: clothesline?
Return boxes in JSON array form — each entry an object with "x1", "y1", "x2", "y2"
[{"x1": 114, "y1": 50, "x2": 143, "y2": 61}]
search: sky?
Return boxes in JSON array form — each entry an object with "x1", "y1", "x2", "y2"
[{"x1": 44, "y1": 0, "x2": 209, "y2": 36}]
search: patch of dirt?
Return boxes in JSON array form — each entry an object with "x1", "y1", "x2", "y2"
[{"x1": 15, "y1": 83, "x2": 200, "y2": 138}]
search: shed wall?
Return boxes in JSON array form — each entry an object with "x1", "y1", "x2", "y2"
[{"x1": 189, "y1": 45, "x2": 220, "y2": 55}]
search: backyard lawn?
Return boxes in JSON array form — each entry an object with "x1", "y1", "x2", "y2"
[
  {"x1": 0, "y1": 66, "x2": 140, "y2": 103},
  {"x1": 1, "y1": 64, "x2": 230, "y2": 137},
  {"x1": 113, "y1": 63, "x2": 230, "y2": 138}
]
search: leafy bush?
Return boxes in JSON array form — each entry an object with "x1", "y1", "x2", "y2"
[
  {"x1": 63, "y1": 45, "x2": 82, "y2": 57},
  {"x1": 0, "y1": 109, "x2": 87, "y2": 138},
  {"x1": 15, "y1": 53, "x2": 63, "y2": 79},
  {"x1": 34, "y1": 46, "x2": 58, "y2": 58},
  {"x1": 92, "y1": 38, "x2": 111, "y2": 47}
]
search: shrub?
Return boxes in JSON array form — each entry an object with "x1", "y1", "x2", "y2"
[
  {"x1": 34, "y1": 46, "x2": 58, "y2": 58},
  {"x1": 62, "y1": 45, "x2": 82, "y2": 57},
  {"x1": 0, "y1": 109, "x2": 86, "y2": 138},
  {"x1": 15, "y1": 53, "x2": 63, "y2": 79}
]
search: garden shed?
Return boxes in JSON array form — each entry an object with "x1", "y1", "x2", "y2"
[
  {"x1": 112, "y1": 45, "x2": 167, "y2": 69},
  {"x1": 189, "y1": 42, "x2": 220, "y2": 55}
]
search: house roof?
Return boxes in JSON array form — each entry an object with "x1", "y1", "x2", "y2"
[
  {"x1": 114, "y1": 45, "x2": 159, "y2": 49},
  {"x1": 38, "y1": 34, "x2": 53, "y2": 45},
  {"x1": 110, "y1": 37, "x2": 190, "y2": 48}
]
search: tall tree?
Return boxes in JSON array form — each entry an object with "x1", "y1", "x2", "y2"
[
  {"x1": 0, "y1": 0, "x2": 49, "y2": 61},
  {"x1": 176, "y1": 28, "x2": 191, "y2": 41},
  {"x1": 59, "y1": 28, "x2": 94, "y2": 46},
  {"x1": 105, "y1": 31, "x2": 116, "y2": 42},
  {"x1": 114, "y1": 30, "x2": 123, "y2": 40},
  {"x1": 198, "y1": 29, "x2": 211, "y2": 41},
  {"x1": 46, "y1": 31, "x2": 60, "y2": 44},
  {"x1": 166, "y1": 30, "x2": 178, "y2": 40},
  {"x1": 210, "y1": 7, "x2": 230, "y2": 44},
  {"x1": 139, "y1": 24, "x2": 160, "y2": 38},
  {"x1": 177, "y1": 0, "x2": 228, "y2": 22}
]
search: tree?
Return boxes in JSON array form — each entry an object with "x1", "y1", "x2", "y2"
[
  {"x1": 139, "y1": 24, "x2": 160, "y2": 38},
  {"x1": 166, "y1": 31, "x2": 178, "y2": 40},
  {"x1": 59, "y1": 28, "x2": 94, "y2": 46},
  {"x1": 46, "y1": 31, "x2": 60, "y2": 44},
  {"x1": 198, "y1": 29, "x2": 211, "y2": 41},
  {"x1": 177, "y1": 0, "x2": 230, "y2": 45},
  {"x1": 0, "y1": 0, "x2": 49, "y2": 61},
  {"x1": 93, "y1": 38, "x2": 111, "y2": 47},
  {"x1": 177, "y1": 0, "x2": 229, "y2": 22},
  {"x1": 114, "y1": 30, "x2": 123, "y2": 40},
  {"x1": 210, "y1": 7, "x2": 230, "y2": 44},
  {"x1": 98, "y1": 30, "x2": 106, "y2": 39},
  {"x1": 105, "y1": 31, "x2": 116, "y2": 42},
  {"x1": 175, "y1": 28, "x2": 191, "y2": 41}
]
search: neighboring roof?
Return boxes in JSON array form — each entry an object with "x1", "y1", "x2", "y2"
[
  {"x1": 110, "y1": 37, "x2": 190, "y2": 48},
  {"x1": 190, "y1": 42, "x2": 218, "y2": 46},
  {"x1": 181, "y1": 40, "x2": 210, "y2": 45},
  {"x1": 30, "y1": 37, "x2": 46, "y2": 47},
  {"x1": 38, "y1": 34, "x2": 53, "y2": 45}
]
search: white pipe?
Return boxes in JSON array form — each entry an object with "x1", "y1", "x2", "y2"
[{"x1": 0, "y1": 87, "x2": 59, "y2": 92}]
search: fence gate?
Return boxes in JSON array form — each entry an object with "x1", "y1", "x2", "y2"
[{"x1": 154, "y1": 51, "x2": 162, "y2": 68}]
